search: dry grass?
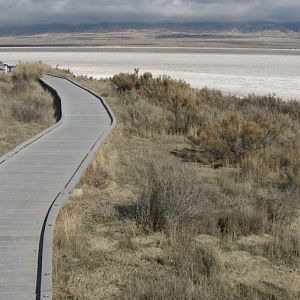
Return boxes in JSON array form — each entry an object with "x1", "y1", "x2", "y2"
[
  {"x1": 53, "y1": 72, "x2": 300, "y2": 299},
  {"x1": 0, "y1": 62, "x2": 55, "y2": 156},
  {"x1": 4, "y1": 64, "x2": 298, "y2": 298}
]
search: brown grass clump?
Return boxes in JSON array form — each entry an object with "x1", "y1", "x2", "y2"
[
  {"x1": 54, "y1": 197, "x2": 86, "y2": 258},
  {"x1": 12, "y1": 61, "x2": 51, "y2": 82}
]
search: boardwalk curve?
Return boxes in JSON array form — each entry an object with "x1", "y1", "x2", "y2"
[{"x1": 0, "y1": 75, "x2": 116, "y2": 300}]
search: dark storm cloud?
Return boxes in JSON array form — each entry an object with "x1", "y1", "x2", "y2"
[{"x1": 0, "y1": 0, "x2": 298, "y2": 25}]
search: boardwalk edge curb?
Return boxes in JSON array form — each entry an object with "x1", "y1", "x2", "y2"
[{"x1": 37, "y1": 74, "x2": 116, "y2": 300}]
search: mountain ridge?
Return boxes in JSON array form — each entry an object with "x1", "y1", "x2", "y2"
[{"x1": 1, "y1": 21, "x2": 300, "y2": 36}]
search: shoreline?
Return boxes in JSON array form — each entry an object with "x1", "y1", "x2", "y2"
[
  {"x1": 1, "y1": 47, "x2": 299, "y2": 101},
  {"x1": 0, "y1": 46, "x2": 300, "y2": 55}
]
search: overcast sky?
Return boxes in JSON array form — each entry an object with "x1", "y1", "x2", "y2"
[{"x1": 0, "y1": 0, "x2": 299, "y2": 26}]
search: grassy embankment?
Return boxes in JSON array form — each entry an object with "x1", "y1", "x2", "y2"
[
  {"x1": 52, "y1": 70, "x2": 300, "y2": 299},
  {"x1": 0, "y1": 62, "x2": 56, "y2": 156}
]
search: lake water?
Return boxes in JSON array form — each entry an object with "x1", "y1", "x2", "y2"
[{"x1": 1, "y1": 47, "x2": 300, "y2": 100}]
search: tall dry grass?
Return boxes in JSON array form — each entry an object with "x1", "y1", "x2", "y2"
[{"x1": 0, "y1": 62, "x2": 55, "y2": 155}]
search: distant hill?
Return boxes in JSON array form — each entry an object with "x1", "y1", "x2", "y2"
[{"x1": 0, "y1": 22, "x2": 300, "y2": 36}]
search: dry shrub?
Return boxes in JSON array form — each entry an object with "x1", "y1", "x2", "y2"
[
  {"x1": 122, "y1": 97, "x2": 169, "y2": 136},
  {"x1": 136, "y1": 163, "x2": 207, "y2": 232},
  {"x1": 210, "y1": 191, "x2": 268, "y2": 238},
  {"x1": 109, "y1": 71, "x2": 300, "y2": 263},
  {"x1": 112, "y1": 71, "x2": 200, "y2": 134},
  {"x1": 111, "y1": 69, "x2": 139, "y2": 92},
  {"x1": 50, "y1": 66, "x2": 74, "y2": 77},
  {"x1": 199, "y1": 112, "x2": 279, "y2": 165},
  {"x1": 111, "y1": 70, "x2": 300, "y2": 139},
  {"x1": 112, "y1": 72, "x2": 299, "y2": 144},
  {"x1": 136, "y1": 162, "x2": 289, "y2": 239},
  {"x1": 135, "y1": 155, "x2": 297, "y2": 241},
  {"x1": 238, "y1": 93, "x2": 300, "y2": 121}
]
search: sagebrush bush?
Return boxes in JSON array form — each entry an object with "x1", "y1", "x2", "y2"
[
  {"x1": 112, "y1": 71, "x2": 139, "y2": 92},
  {"x1": 199, "y1": 112, "x2": 271, "y2": 164}
]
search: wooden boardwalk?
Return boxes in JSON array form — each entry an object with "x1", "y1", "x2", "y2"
[{"x1": 0, "y1": 75, "x2": 115, "y2": 299}]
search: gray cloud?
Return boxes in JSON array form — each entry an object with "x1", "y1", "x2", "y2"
[{"x1": 0, "y1": 0, "x2": 299, "y2": 25}]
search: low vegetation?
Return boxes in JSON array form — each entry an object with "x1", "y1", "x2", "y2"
[
  {"x1": 2, "y1": 63, "x2": 298, "y2": 298},
  {"x1": 50, "y1": 69, "x2": 300, "y2": 299},
  {"x1": 0, "y1": 62, "x2": 55, "y2": 156}
]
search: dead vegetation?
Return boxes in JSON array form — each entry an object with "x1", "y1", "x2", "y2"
[
  {"x1": 53, "y1": 70, "x2": 300, "y2": 299},
  {"x1": 0, "y1": 62, "x2": 55, "y2": 156}
]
